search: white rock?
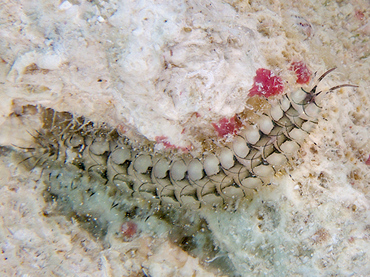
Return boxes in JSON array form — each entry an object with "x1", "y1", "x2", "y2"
[
  {"x1": 58, "y1": 1, "x2": 73, "y2": 11},
  {"x1": 36, "y1": 53, "x2": 63, "y2": 70}
]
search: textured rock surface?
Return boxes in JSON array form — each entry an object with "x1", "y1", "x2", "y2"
[{"x1": 0, "y1": 0, "x2": 369, "y2": 276}]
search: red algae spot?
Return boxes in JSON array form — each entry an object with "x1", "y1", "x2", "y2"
[
  {"x1": 212, "y1": 115, "x2": 242, "y2": 137},
  {"x1": 116, "y1": 124, "x2": 129, "y2": 134},
  {"x1": 289, "y1": 61, "x2": 311, "y2": 84},
  {"x1": 249, "y1": 68, "x2": 284, "y2": 97},
  {"x1": 355, "y1": 10, "x2": 365, "y2": 20},
  {"x1": 194, "y1": 112, "x2": 201, "y2": 118},
  {"x1": 155, "y1": 135, "x2": 190, "y2": 152},
  {"x1": 365, "y1": 155, "x2": 370, "y2": 165},
  {"x1": 121, "y1": 221, "x2": 138, "y2": 240}
]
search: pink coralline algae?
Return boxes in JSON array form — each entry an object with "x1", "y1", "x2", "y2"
[
  {"x1": 355, "y1": 10, "x2": 365, "y2": 20},
  {"x1": 155, "y1": 135, "x2": 190, "y2": 152},
  {"x1": 121, "y1": 221, "x2": 138, "y2": 239},
  {"x1": 365, "y1": 155, "x2": 370, "y2": 165},
  {"x1": 249, "y1": 68, "x2": 284, "y2": 97},
  {"x1": 290, "y1": 61, "x2": 311, "y2": 84},
  {"x1": 212, "y1": 115, "x2": 242, "y2": 137}
]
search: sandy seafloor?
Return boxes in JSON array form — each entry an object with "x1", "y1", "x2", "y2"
[{"x1": 0, "y1": 0, "x2": 369, "y2": 276}]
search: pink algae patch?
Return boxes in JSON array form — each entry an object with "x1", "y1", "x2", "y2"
[
  {"x1": 155, "y1": 135, "x2": 190, "y2": 152},
  {"x1": 355, "y1": 10, "x2": 365, "y2": 20},
  {"x1": 121, "y1": 221, "x2": 137, "y2": 240},
  {"x1": 249, "y1": 68, "x2": 284, "y2": 98},
  {"x1": 212, "y1": 115, "x2": 242, "y2": 137},
  {"x1": 365, "y1": 155, "x2": 370, "y2": 165},
  {"x1": 289, "y1": 61, "x2": 311, "y2": 84}
]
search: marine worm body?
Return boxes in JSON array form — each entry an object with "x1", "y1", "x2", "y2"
[{"x1": 25, "y1": 68, "x2": 356, "y2": 210}]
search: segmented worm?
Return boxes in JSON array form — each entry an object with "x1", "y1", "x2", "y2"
[{"x1": 23, "y1": 68, "x2": 357, "y2": 210}]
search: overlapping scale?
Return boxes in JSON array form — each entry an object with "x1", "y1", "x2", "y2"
[{"x1": 31, "y1": 81, "x2": 324, "y2": 209}]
